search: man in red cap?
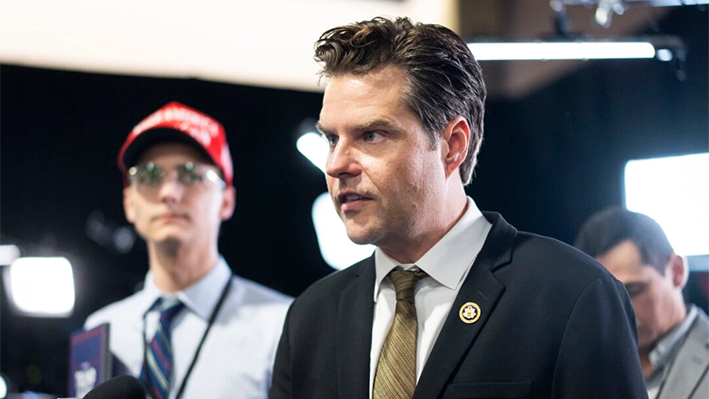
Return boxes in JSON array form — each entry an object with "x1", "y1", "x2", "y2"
[{"x1": 84, "y1": 102, "x2": 291, "y2": 399}]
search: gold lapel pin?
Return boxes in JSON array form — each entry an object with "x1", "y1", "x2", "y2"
[{"x1": 459, "y1": 302, "x2": 481, "y2": 324}]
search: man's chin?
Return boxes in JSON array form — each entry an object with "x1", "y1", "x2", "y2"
[
  {"x1": 154, "y1": 237, "x2": 183, "y2": 253},
  {"x1": 344, "y1": 225, "x2": 377, "y2": 246},
  {"x1": 150, "y1": 225, "x2": 187, "y2": 240},
  {"x1": 346, "y1": 236, "x2": 373, "y2": 246}
]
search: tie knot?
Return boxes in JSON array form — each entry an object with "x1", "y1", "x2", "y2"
[
  {"x1": 157, "y1": 296, "x2": 184, "y2": 325},
  {"x1": 389, "y1": 269, "x2": 426, "y2": 303}
]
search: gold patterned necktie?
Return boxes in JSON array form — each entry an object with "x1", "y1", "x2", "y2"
[{"x1": 373, "y1": 269, "x2": 426, "y2": 399}]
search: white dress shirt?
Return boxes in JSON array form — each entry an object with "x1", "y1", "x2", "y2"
[
  {"x1": 369, "y1": 197, "x2": 492, "y2": 398},
  {"x1": 646, "y1": 305, "x2": 699, "y2": 399},
  {"x1": 85, "y1": 257, "x2": 292, "y2": 399}
]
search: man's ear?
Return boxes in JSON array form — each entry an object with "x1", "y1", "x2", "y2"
[
  {"x1": 123, "y1": 186, "x2": 136, "y2": 223},
  {"x1": 220, "y1": 186, "x2": 237, "y2": 221},
  {"x1": 440, "y1": 115, "x2": 470, "y2": 179},
  {"x1": 668, "y1": 253, "x2": 688, "y2": 289}
]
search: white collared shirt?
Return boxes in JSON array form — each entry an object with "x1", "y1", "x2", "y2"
[
  {"x1": 85, "y1": 257, "x2": 292, "y2": 399},
  {"x1": 646, "y1": 305, "x2": 699, "y2": 399},
  {"x1": 369, "y1": 197, "x2": 492, "y2": 398}
]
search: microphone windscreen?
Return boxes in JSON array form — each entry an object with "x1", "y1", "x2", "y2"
[{"x1": 83, "y1": 375, "x2": 146, "y2": 399}]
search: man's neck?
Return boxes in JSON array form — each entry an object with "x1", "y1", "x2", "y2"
[
  {"x1": 638, "y1": 304, "x2": 690, "y2": 378},
  {"x1": 382, "y1": 191, "x2": 468, "y2": 264},
  {"x1": 147, "y1": 240, "x2": 219, "y2": 293},
  {"x1": 639, "y1": 350, "x2": 653, "y2": 378}
]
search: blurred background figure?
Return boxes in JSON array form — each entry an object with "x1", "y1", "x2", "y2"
[
  {"x1": 575, "y1": 206, "x2": 709, "y2": 399},
  {"x1": 84, "y1": 102, "x2": 291, "y2": 399}
]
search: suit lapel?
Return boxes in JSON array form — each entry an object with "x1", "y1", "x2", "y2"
[
  {"x1": 337, "y1": 258, "x2": 376, "y2": 399},
  {"x1": 413, "y1": 212, "x2": 516, "y2": 399},
  {"x1": 660, "y1": 308, "x2": 709, "y2": 399}
]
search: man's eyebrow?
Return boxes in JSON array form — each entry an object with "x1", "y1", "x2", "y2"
[
  {"x1": 315, "y1": 119, "x2": 399, "y2": 136},
  {"x1": 356, "y1": 119, "x2": 399, "y2": 132}
]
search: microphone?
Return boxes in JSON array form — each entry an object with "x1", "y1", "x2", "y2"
[{"x1": 83, "y1": 375, "x2": 146, "y2": 399}]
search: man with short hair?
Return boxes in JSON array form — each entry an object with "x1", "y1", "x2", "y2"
[
  {"x1": 575, "y1": 206, "x2": 709, "y2": 399},
  {"x1": 269, "y1": 17, "x2": 647, "y2": 399},
  {"x1": 85, "y1": 102, "x2": 291, "y2": 399}
]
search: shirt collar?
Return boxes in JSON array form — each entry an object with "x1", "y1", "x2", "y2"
[
  {"x1": 374, "y1": 197, "x2": 490, "y2": 301},
  {"x1": 142, "y1": 256, "x2": 232, "y2": 320},
  {"x1": 649, "y1": 305, "x2": 698, "y2": 369}
]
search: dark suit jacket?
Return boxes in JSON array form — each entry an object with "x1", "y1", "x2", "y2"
[{"x1": 270, "y1": 212, "x2": 648, "y2": 399}]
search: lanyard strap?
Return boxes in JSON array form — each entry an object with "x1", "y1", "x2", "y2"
[
  {"x1": 142, "y1": 274, "x2": 233, "y2": 399},
  {"x1": 654, "y1": 314, "x2": 699, "y2": 399}
]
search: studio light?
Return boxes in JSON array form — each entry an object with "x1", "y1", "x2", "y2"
[
  {"x1": 468, "y1": 40, "x2": 658, "y2": 61},
  {"x1": 4, "y1": 257, "x2": 75, "y2": 317},
  {"x1": 296, "y1": 131, "x2": 328, "y2": 173},
  {"x1": 0, "y1": 245, "x2": 20, "y2": 266},
  {"x1": 311, "y1": 192, "x2": 375, "y2": 270},
  {"x1": 0, "y1": 374, "x2": 7, "y2": 398},
  {"x1": 624, "y1": 153, "x2": 709, "y2": 257}
]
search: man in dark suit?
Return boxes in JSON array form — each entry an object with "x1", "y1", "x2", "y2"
[
  {"x1": 575, "y1": 206, "x2": 709, "y2": 399},
  {"x1": 270, "y1": 17, "x2": 647, "y2": 399}
]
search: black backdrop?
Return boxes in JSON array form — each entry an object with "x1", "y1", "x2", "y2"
[{"x1": 1, "y1": 6, "x2": 707, "y2": 396}]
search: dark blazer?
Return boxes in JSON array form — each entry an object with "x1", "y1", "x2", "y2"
[{"x1": 270, "y1": 212, "x2": 648, "y2": 399}]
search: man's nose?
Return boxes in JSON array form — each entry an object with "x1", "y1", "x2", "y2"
[
  {"x1": 325, "y1": 139, "x2": 361, "y2": 178},
  {"x1": 157, "y1": 171, "x2": 185, "y2": 202}
]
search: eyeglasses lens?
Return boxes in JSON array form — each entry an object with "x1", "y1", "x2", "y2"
[{"x1": 128, "y1": 162, "x2": 224, "y2": 194}]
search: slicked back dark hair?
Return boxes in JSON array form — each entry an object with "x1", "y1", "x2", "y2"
[
  {"x1": 574, "y1": 206, "x2": 675, "y2": 275},
  {"x1": 314, "y1": 16, "x2": 486, "y2": 185}
]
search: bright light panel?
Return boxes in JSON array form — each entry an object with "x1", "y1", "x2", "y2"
[
  {"x1": 6, "y1": 257, "x2": 75, "y2": 317},
  {"x1": 297, "y1": 132, "x2": 328, "y2": 173},
  {"x1": 468, "y1": 42, "x2": 655, "y2": 61},
  {"x1": 312, "y1": 192, "x2": 375, "y2": 270},
  {"x1": 624, "y1": 153, "x2": 709, "y2": 256},
  {"x1": 0, "y1": 244, "x2": 20, "y2": 265}
]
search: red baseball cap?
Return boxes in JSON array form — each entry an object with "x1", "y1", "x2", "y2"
[{"x1": 118, "y1": 102, "x2": 233, "y2": 186}]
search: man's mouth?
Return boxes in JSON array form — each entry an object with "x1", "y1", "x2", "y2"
[
  {"x1": 339, "y1": 193, "x2": 367, "y2": 203},
  {"x1": 156, "y1": 212, "x2": 187, "y2": 221},
  {"x1": 337, "y1": 192, "x2": 372, "y2": 211}
]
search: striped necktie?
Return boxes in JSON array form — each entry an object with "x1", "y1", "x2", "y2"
[
  {"x1": 141, "y1": 297, "x2": 184, "y2": 399},
  {"x1": 373, "y1": 269, "x2": 426, "y2": 399}
]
